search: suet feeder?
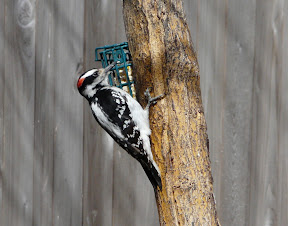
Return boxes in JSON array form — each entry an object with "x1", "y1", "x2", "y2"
[{"x1": 95, "y1": 42, "x2": 135, "y2": 97}]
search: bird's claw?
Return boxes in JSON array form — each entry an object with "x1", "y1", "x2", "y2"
[{"x1": 144, "y1": 88, "x2": 165, "y2": 109}]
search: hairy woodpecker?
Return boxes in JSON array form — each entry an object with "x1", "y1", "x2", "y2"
[{"x1": 77, "y1": 62, "x2": 162, "y2": 189}]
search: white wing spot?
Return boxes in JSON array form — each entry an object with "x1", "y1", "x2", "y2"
[{"x1": 123, "y1": 120, "x2": 130, "y2": 129}]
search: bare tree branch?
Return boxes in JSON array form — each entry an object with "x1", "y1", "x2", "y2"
[{"x1": 123, "y1": 1, "x2": 220, "y2": 225}]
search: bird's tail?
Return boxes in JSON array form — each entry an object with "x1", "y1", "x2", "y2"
[{"x1": 140, "y1": 159, "x2": 162, "y2": 190}]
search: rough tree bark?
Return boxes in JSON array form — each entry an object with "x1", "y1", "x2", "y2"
[{"x1": 123, "y1": 1, "x2": 220, "y2": 225}]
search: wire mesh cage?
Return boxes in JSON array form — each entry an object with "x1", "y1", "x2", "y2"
[{"x1": 95, "y1": 42, "x2": 135, "y2": 97}]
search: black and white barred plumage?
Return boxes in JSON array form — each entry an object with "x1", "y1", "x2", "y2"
[{"x1": 77, "y1": 62, "x2": 162, "y2": 189}]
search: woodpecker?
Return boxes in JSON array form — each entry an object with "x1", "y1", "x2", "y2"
[{"x1": 77, "y1": 61, "x2": 163, "y2": 190}]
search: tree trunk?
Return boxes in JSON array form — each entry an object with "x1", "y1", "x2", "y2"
[{"x1": 123, "y1": 1, "x2": 220, "y2": 225}]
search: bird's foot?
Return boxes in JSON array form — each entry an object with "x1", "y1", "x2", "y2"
[{"x1": 144, "y1": 87, "x2": 165, "y2": 109}]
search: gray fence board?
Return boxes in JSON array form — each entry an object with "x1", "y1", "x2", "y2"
[
  {"x1": 278, "y1": 5, "x2": 288, "y2": 224},
  {"x1": 249, "y1": 1, "x2": 288, "y2": 225},
  {"x1": 112, "y1": 146, "x2": 159, "y2": 226},
  {"x1": 221, "y1": 1, "x2": 255, "y2": 225},
  {"x1": 1, "y1": 0, "x2": 36, "y2": 225},
  {"x1": 187, "y1": 0, "x2": 256, "y2": 225},
  {"x1": 0, "y1": 0, "x2": 4, "y2": 217},
  {"x1": 33, "y1": 1, "x2": 56, "y2": 225},
  {"x1": 50, "y1": 0, "x2": 84, "y2": 225}
]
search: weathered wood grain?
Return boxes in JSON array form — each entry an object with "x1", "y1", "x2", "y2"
[
  {"x1": 186, "y1": 0, "x2": 256, "y2": 225},
  {"x1": 33, "y1": 1, "x2": 55, "y2": 225},
  {"x1": 1, "y1": 0, "x2": 36, "y2": 225},
  {"x1": 221, "y1": 1, "x2": 255, "y2": 225},
  {"x1": 112, "y1": 145, "x2": 159, "y2": 226},
  {"x1": 0, "y1": 0, "x2": 5, "y2": 217},
  {"x1": 50, "y1": 0, "x2": 84, "y2": 225},
  {"x1": 278, "y1": 4, "x2": 288, "y2": 225},
  {"x1": 249, "y1": 1, "x2": 288, "y2": 225}
]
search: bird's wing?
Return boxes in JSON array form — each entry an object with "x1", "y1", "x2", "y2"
[
  {"x1": 91, "y1": 88, "x2": 146, "y2": 157},
  {"x1": 91, "y1": 88, "x2": 162, "y2": 189}
]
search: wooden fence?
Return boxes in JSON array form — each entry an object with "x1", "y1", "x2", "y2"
[{"x1": 0, "y1": 0, "x2": 287, "y2": 225}]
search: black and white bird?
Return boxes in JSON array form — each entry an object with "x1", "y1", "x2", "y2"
[{"x1": 77, "y1": 61, "x2": 162, "y2": 189}]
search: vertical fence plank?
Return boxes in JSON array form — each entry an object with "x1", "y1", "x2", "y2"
[
  {"x1": 250, "y1": 1, "x2": 287, "y2": 225},
  {"x1": 277, "y1": 4, "x2": 288, "y2": 223},
  {"x1": 33, "y1": 0, "x2": 55, "y2": 225},
  {"x1": 51, "y1": 0, "x2": 84, "y2": 225},
  {"x1": 83, "y1": 1, "x2": 116, "y2": 225},
  {"x1": 1, "y1": 0, "x2": 36, "y2": 225},
  {"x1": 112, "y1": 146, "x2": 159, "y2": 226},
  {"x1": 278, "y1": 4, "x2": 288, "y2": 224},
  {"x1": 0, "y1": 0, "x2": 4, "y2": 217},
  {"x1": 195, "y1": 0, "x2": 256, "y2": 225},
  {"x1": 222, "y1": 1, "x2": 255, "y2": 225}
]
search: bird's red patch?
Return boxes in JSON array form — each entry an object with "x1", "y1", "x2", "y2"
[{"x1": 77, "y1": 77, "x2": 84, "y2": 88}]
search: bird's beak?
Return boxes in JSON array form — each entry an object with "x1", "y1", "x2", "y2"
[
  {"x1": 98, "y1": 61, "x2": 117, "y2": 83},
  {"x1": 104, "y1": 61, "x2": 117, "y2": 73}
]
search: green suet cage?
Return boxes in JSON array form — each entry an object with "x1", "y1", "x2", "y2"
[{"x1": 95, "y1": 42, "x2": 135, "y2": 97}]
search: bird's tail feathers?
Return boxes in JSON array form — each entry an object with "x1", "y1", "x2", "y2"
[{"x1": 140, "y1": 159, "x2": 162, "y2": 190}]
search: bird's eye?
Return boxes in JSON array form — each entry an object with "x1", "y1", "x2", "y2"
[{"x1": 93, "y1": 71, "x2": 98, "y2": 76}]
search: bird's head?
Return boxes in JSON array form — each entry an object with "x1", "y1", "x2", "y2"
[{"x1": 77, "y1": 62, "x2": 116, "y2": 99}]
